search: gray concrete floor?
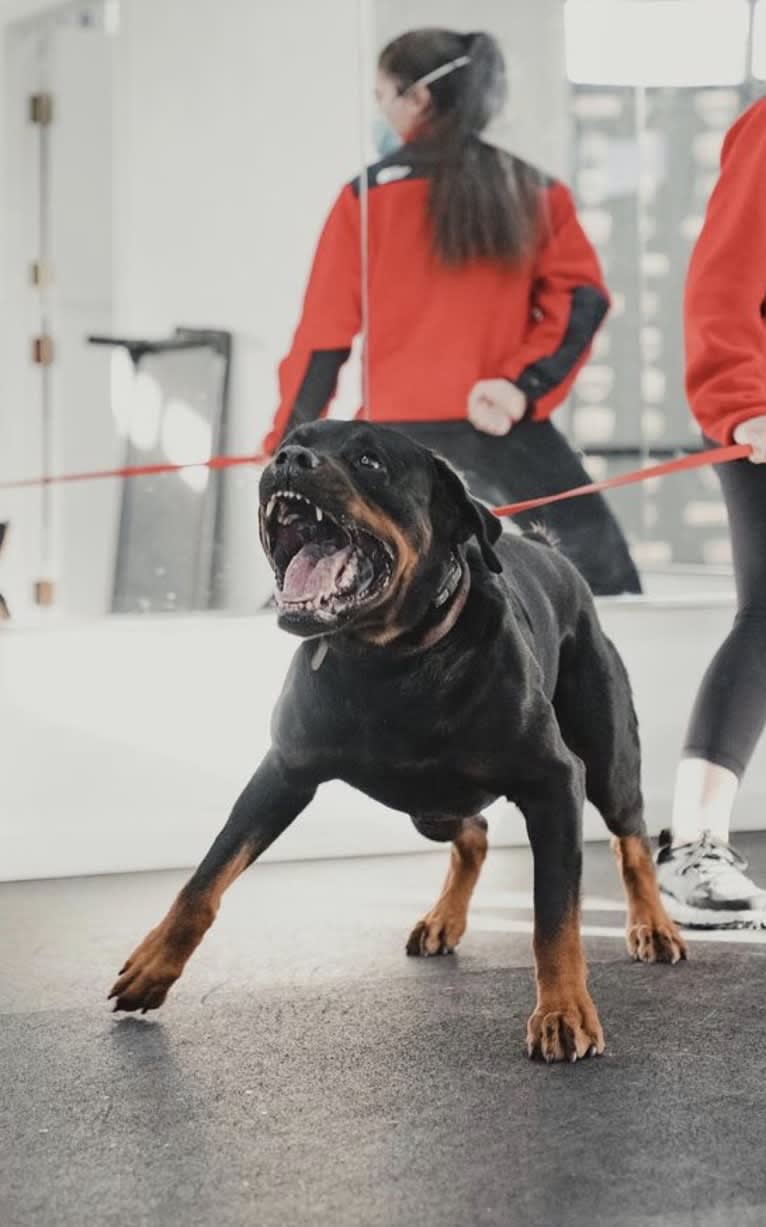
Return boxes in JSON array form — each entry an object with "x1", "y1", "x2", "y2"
[{"x1": 3, "y1": 835, "x2": 766, "y2": 1227}]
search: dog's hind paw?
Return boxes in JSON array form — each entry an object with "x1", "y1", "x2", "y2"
[
  {"x1": 627, "y1": 919, "x2": 687, "y2": 964},
  {"x1": 405, "y1": 908, "x2": 466, "y2": 957}
]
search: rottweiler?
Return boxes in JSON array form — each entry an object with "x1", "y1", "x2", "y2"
[{"x1": 110, "y1": 420, "x2": 686, "y2": 1061}]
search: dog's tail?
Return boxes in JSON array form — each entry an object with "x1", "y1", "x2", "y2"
[{"x1": 523, "y1": 521, "x2": 560, "y2": 550}]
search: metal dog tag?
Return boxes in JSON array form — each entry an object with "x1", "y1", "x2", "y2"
[{"x1": 311, "y1": 638, "x2": 328, "y2": 671}]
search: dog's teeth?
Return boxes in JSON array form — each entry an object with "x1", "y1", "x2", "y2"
[
  {"x1": 266, "y1": 496, "x2": 277, "y2": 518},
  {"x1": 316, "y1": 507, "x2": 323, "y2": 523}
]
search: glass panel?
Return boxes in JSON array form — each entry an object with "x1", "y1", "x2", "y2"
[
  {"x1": 564, "y1": 0, "x2": 753, "y2": 594},
  {"x1": 358, "y1": 0, "x2": 755, "y2": 600},
  {"x1": 0, "y1": 0, "x2": 759, "y2": 622},
  {"x1": 364, "y1": 1, "x2": 644, "y2": 597}
]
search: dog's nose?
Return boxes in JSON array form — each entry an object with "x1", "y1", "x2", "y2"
[{"x1": 274, "y1": 444, "x2": 321, "y2": 475}]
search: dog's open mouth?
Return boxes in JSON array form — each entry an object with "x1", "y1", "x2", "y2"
[{"x1": 263, "y1": 490, "x2": 394, "y2": 619}]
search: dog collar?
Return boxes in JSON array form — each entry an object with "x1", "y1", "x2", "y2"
[
  {"x1": 311, "y1": 637, "x2": 329, "y2": 671},
  {"x1": 414, "y1": 558, "x2": 471, "y2": 653},
  {"x1": 433, "y1": 552, "x2": 463, "y2": 609},
  {"x1": 310, "y1": 553, "x2": 469, "y2": 668}
]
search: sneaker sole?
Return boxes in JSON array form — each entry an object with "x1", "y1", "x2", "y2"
[{"x1": 660, "y1": 892, "x2": 766, "y2": 930}]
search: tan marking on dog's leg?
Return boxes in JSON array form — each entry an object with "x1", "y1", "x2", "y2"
[
  {"x1": 527, "y1": 905, "x2": 605, "y2": 1062},
  {"x1": 407, "y1": 818, "x2": 488, "y2": 955},
  {"x1": 109, "y1": 846, "x2": 253, "y2": 1012},
  {"x1": 613, "y1": 834, "x2": 687, "y2": 964}
]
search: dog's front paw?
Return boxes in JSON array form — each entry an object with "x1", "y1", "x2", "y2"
[
  {"x1": 526, "y1": 990, "x2": 605, "y2": 1063},
  {"x1": 108, "y1": 926, "x2": 184, "y2": 1014},
  {"x1": 627, "y1": 916, "x2": 687, "y2": 965},
  {"x1": 406, "y1": 905, "x2": 467, "y2": 957}
]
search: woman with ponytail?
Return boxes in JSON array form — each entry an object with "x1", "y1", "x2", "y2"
[{"x1": 262, "y1": 28, "x2": 641, "y2": 595}]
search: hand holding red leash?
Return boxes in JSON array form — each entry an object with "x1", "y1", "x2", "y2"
[{"x1": 733, "y1": 415, "x2": 766, "y2": 463}]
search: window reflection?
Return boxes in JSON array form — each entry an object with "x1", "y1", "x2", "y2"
[
  {"x1": 564, "y1": 0, "x2": 750, "y2": 88},
  {"x1": 565, "y1": 0, "x2": 755, "y2": 568}
]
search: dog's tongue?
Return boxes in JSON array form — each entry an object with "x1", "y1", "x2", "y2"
[{"x1": 282, "y1": 543, "x2": 353, "y2": 602}]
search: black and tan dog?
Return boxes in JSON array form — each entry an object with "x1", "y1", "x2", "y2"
[{"x1": 110, "y1": 420, "x2": 685, "y2": 1061}]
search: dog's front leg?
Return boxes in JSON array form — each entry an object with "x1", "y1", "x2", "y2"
[
  {"x1": 515, "y1": 752, "x2": 605, "y2": 1063},
  {"x1": 109, "y1": 751, "x2": 316, "y2": 1013}
]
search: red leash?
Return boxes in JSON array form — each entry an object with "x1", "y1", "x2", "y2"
[
  {"x1": 492, "y1": 443, "x2": 751, "y2": 518},
  {"x1": 0, "y1": 443, "x2": 752, "y2": 516},
  {"x1": 0, "y1": 452, "x2": 267, "y2": 490}
]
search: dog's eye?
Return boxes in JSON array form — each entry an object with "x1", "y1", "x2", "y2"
[{"x1": 357, "y1": 452, "x2": 383, "y2": 471}]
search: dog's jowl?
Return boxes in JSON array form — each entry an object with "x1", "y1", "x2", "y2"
[{"x1": 110, "y1": 421, "x2": 686, "y2": 1062}]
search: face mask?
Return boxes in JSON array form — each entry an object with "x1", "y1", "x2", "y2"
[{"x1": 371, "y1": 116, "x2": 403, "y2": 158}]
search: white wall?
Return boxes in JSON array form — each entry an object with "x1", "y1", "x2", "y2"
[
  {"x1": 3, "y1": 594, "x2": 766, "y2": 882},
  {"x1": 0, "y1": 4, "x2": 119, "y2": 621}
]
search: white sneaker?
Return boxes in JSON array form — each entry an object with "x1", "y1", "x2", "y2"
[{"x1": 655, "y1": 829, "x2": 766, "y2": 929}]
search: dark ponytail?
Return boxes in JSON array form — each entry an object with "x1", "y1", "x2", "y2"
[{"x1": 378, "y1": 28, "x2": 543, "y2": 267}]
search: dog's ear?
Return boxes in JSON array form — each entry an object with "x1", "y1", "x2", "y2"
[{"x1": 431, "y1": 455, "x2": 503, "y2": 573}]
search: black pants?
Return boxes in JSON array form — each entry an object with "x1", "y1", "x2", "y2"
[
  {"x1": 683, "y1": 445, "x2": 766, "y2": 779},
  {"x1": 385, "y1": 418, "x2": 642, "y2": 597}
]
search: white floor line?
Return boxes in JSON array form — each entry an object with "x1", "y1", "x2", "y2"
[
  {"x1": 469, "y1": 915, "x2": 766, "y2": 943},
  {"x1": 395, "y1": 890, "x2": 766, "y2": 944},
  {"x1": 473, "y1": 891, "x2": 625, "y2": 913}
]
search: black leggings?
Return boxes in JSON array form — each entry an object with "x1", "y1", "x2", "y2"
[
  {"x1": 385, "y1": 417, "x2": 642, "y2": 597},
  {"x1": 683, "y1": 446, "x2": 766, "y2": 779}
]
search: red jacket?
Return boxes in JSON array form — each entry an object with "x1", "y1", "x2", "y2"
[
  {"x1": 263, "y1": 146, "x2": 609, "y2": 455},
  {"x1": 685, "y1": 98, "x2": 766, "y2": 444}
]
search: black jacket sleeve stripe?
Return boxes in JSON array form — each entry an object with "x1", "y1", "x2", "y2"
[
  {"x1": 513, "y1": 286, "x2": 609, "y2": 401},
  {"x1": 281, "y1": 348, "x2": 352, "y2": 440}
]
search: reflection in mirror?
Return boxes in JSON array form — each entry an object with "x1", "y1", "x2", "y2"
[
  {"x1": 90, "y1": 329, "x2": 231, "y2": 614},
  {"x1": 356, "y1": 3, "x2": 640, "y2": 597},
  {"x1": 565, "y1": 0, "x2": 758, "y2": 594}
]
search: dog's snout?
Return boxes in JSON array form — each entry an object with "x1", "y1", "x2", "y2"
[{"x1": 274, "y1": 444, "x2": 321, "y2": 474}]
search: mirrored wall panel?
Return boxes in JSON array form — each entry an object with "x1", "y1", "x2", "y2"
[{"x1": 3, "y1": 0, "x2": 763, "y2": 623}]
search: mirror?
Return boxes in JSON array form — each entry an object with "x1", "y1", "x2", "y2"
[
  {"x1": 1, "y1": 1, "x2": 760, "y2": 622},
  {"x1": 565, "y1": 0, "x2": 759, "y2": 598},
  {"x1": 362, "y1": 0, "x2": 761, "y2": 603}
]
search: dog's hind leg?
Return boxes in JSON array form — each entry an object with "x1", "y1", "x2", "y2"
[
  {"x1": 553, "y1": 615, "x2": 686, "y2": 965},
  {"x1": 406, "y1": 815, "x2": 488, "y2": 956},
  {"x1": 611, "y1": 830, "x2": 686, "y2": 963}
]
